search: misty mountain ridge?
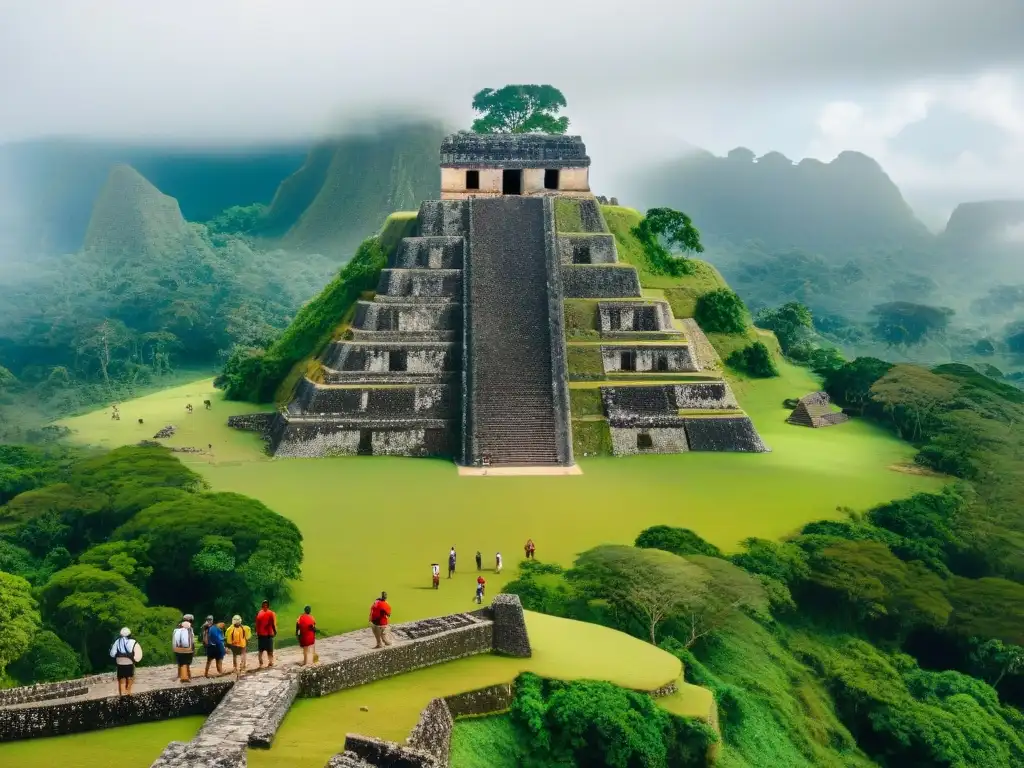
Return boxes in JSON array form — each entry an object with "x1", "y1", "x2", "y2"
[
  {"x1": 0, "y1": 138, "x2": 308, "y2": 254},
  {"x1": 83, "y1": 164, "x2": 206, "y2": 260},
  {"x1": 625, "y1": 146, "x2": 933, "y2": 255},
  {"x1": 259, "y1": 121, "x2": 447, "y2": 255}
]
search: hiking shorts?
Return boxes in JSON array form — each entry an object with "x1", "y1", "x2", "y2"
[
  {"x1": 175, "y1": 653, "x2": 194, "y2": 666},
  {"x1": 230, "y1": 645, "x2": 245, "y2": 657},
  {"x1": 206, "y1": 644, "x2": 225, "y2": 661},
  {"x1": 257, "y1": 636, "x2": 274, "y2": 653},
  {"x1": 117, "y1": 664, "x2": 134, "y2": 679}
]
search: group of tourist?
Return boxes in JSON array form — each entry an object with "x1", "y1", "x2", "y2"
[
  {"x1": 430, "y1": 539, "x2": 534, "y2": 602},
  {"x1": 108, "y1": 541, "x2": 540, "y2": 695},
  {"x1": 109, "y1": 600, "x2": 320, "y2": 695}
]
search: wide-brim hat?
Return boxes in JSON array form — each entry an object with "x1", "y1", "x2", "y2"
[
  {"x1": 231, "y1": 615, "x2": 242, "y2": 624},
  {"x1": 120, "y1": 627, "x2": 131, "y2": 637}
]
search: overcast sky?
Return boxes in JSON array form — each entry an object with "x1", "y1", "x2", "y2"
[{"x1": 3, "y1": 0, "x2": 1024, "y2": 224}]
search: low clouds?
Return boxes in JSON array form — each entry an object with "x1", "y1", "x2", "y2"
[
  {"x1": 807, "y1": 72, "x2": 1024, "y2": 224},
  {"x1": 2, "y1": 0, "x2": 1024, "y2": 219}
]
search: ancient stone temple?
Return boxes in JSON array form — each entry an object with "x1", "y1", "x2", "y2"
[{"x1": 259, "y1": 133, "x2": 767, "y2": 466}]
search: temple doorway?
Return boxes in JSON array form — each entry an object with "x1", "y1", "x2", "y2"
[{"x1": 502, "y1": 169, "x2": 522, "y2": 195}]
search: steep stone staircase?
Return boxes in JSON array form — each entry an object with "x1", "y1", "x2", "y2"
[{"x1": 465, "y1": 197, "x2": 569, "y2": 465}]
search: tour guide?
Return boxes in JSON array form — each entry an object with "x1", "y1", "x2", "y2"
[{"x1": 255, "y1": 599, "x2": 278, "y2": 668}]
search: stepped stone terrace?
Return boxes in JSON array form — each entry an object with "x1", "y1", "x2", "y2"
[{"x1": 233, "y1": 133, "x2": 768, "y2": 465}]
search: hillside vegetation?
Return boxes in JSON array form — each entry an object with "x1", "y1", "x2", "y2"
[
  {"x1": 218, "y1": 212, "x2": 417, "y2": 404},
  {"x1": 258, "y1": 122, "x2": 445, "y2": 255}
]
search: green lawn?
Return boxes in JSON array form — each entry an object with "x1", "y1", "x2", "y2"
[
  {"x1": 0, "y1": 717, "x2": 204, "y2": 767},
  {"x1": 55, "y1": 361, "x2": 941, "y2": 635},
  {"x1": 0, "y1": 612, "x2": 681, "y2": 768}
]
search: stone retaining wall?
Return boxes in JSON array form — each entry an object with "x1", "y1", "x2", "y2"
[
  {"x1": 226, "y1": 413, "x2": 275, "y2": 434},
  {"x1": 300, "y1": 622, "x2": 493, "y2": 698},
  {"x1": 444, "y1": 683, "x2": 514, "y2": 717},
  {"x1": 0, "y1": 682, "x2": 231, "y2": 742},
  {"x1": 561, "y1": 265, "x2": 642, "y2": 298},
  {"x1": 0, "y1": 675, "x2": 107, "y2": 707}
]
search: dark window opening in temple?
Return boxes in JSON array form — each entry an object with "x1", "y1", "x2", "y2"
[
  {"x1": 608, "y1": 309, "x2": 621, "y2": 331},
  {"x1": 572, "y1": 243, "x2": 591, "y2": 264},
  {"x1": 417, "y1": 249, "x2": 429, "y2": 268},
  {"x1": 389, "y1": 350, "x2": 408, "y2": 372},
  {"x1": 620, "y1": 350, "x2": 637, "y2": 371},
  {"x1": 502, "y1": 169, "x2": 522, "y2": 195},
  {"x1": 465, "y1": 170, "x2": 480, "y2": 190},
  {"x1": 637, "y1": 433, "x2": 654, "y2": 450},
  {"x1": 656, "y1": 353, "x2": 670, "y2": 372},
  {"x1": 544, "y1": 169, "x2": 559, "y2": 190},
  {"x1": 358, "y1": 430, "x2": 373, "y2": 455}
]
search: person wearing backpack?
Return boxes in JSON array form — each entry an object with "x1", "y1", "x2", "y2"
[
  {"x1": 109, "y1": 627, "x2": 142, "y2": 696},
  {"x1": 226, "y1": 615, "x2": 251, "y2": 679},
  {"x1": 204, "y1": 622, "x2": 226, "y2": 678},
  {"x1": 172, "y1": 620, "x2": 195, "y2": 684},
  {"x1": 369, "y1": 591, "x2": 392, "y2": 649}
]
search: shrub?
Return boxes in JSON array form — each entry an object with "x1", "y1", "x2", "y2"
[
  {"x1": 695, "y1": 289, "x2": 748, "y2": 334},
  {"x1": 635, "y1": 525, "x2": 723, "y2": 558},
  {"x1": 727, "y1": 342, "x2": 778, "y2": 377},
  {"x1": 9, "y1": 630, "x2": 81, "y2": 684}
]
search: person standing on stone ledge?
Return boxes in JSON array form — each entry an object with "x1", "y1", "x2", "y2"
[
  {"x1": 204, "y1": 622, "x2": 227, "y2": 678},
  {"x1": 226, "y1": 615, "x2": 251, "y2": 678},
  {"x1": 110, "y1": 627, "x2": 142, "y2": 696},
  {"x1": 370, "y1": 591, "x2": 392, "y2": 649},
  {"x1": 255, "y1": 600, "x2": 278, "y2": 668},
  {"x1": 172, "y1": 619, "x2": 195, "y2": 684},
  {"x1": 296, "y1": 605, "x2": 317, "y2": 666}
]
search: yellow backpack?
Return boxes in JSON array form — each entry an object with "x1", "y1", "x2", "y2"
[{"x1": 227, "y1": 625, "x2": 248, "y2": 647}]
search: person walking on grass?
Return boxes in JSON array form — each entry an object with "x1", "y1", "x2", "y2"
[
  {"x1": 432, "y1": 563, "x2": 441, "y2": 589},
  {"x1": 370, "y1": 591, "x2": 392, "y2": 649},
  {"x1": 475, "y1": 550, "x2": 482, "y2": 571},
  {"x1": 448, "y1": 547, "x2": 456, "y2": 579},
  {"x1": 226, "y1": 615, "x2": 251, "y2": 679},
  {"x1": 495, "y1": 551, "x2": 503, "y2": 574},
  {"x1": 255, "y1": 600, "x2": 277, "y2": 668},
  {"x1": 172, "y1": 619, "x2": 195, "y2": 684},
  {"x1": 525, "y1": 539, "x2": 536, "y2": 560},
  {"x1": 205, "y1": 622, "x2": 226, "y2": 678},
  {"x1": 296, "y1": 605, "x2": 318, "y2": 666},
  {"x1": 110, "y1": 627, "x2": 142, "y2": 696}
]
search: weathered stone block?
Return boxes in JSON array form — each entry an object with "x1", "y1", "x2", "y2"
[
  {"x1": 491, "y1": 594, "x2": 531, "y2": 657},
  {"x1": 561, "y1": 265, "x2": 642, "y2": 298}
]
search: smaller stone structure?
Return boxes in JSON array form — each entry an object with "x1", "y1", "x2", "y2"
[
  {"x1": 439, "y1": 132, "x2": 591, "y2": 199},
  {"x1": 787, "y1": 392, "x2": 849, "y2": 428}
]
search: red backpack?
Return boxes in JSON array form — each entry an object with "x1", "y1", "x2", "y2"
[{"x1": 369, "y1": 600, "x2": 381, "y2": 625}]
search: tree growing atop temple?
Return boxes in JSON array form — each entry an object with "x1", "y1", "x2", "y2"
[{"x1": 470, "y1": 85, "x2": 570, "y2": 134}]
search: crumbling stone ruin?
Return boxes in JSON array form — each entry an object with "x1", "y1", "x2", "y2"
[
  {"x1": 235, "y1": 133, "x2": 767, "y2": 465},
  {"x1": 787, "y1": 391, "x2": 850, "y2": 428}
]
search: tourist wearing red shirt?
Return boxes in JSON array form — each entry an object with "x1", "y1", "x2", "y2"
[
  {"x1": 296, "y1": 605, "x2": 317, "y2": 666},
  {"x1": 369, "y1": 591, "x2": 393, "y2": 649},
  {"x1": 255, "y1": 600, "x2": 277, "y2": 668}
]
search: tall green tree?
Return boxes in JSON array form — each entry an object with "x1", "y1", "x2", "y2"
[
  {"x1": 631, "y1": 208, "x2": 705, "y2": 277},
  {"x1": 0, "y1": 571, "x2": 40, "y2": 679},
  {"x1": 471, "y1": 85, "x2": 570, "y2": 134}
]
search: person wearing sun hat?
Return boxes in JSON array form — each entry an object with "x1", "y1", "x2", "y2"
[
  {"x1": 226, "y1": 615, "x2": 251, "y2": 679},
  {"x1": 172, "y1": 619, "x2": 195, "y2": 683},
  {"x1": 109, "y1": 627, "x2": 142, "y2": 696}
]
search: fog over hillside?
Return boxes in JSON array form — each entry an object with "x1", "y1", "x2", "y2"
[{"x1": 2, "y1": 0, "x2": 1024, "y2": 227}]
